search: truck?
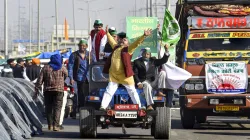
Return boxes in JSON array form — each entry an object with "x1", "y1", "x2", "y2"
[{"x1": 175, "y1": 0, "x2": 250, "y2": 128}]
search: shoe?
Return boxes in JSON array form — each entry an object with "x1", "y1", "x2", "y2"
[
  {"x1": 140, "y1": 106, "x2": 146, "y2": 110},
  {"x1": 147, "y1": 105, "x2": 154, "y2": 111},
  {"x1": 48, "y1": 125, "x2": 53, "y2": 131},
  {"x1": 59, "y1": 125, "x2": 64, "y2": 130},
  {"x1": 156, "y1": 91, "x2": 166, "y2": 97},
  {"x1": 53, "y1": 126, "x2": 60, "y2": 131}
]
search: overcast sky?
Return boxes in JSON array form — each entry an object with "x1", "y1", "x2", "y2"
[{"x1": 0, "y1": 0, "x2": 177, "y2": 40}]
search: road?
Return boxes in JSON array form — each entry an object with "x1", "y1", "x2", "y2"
[{"x1": 33, "y1": 108, "x2": 250, "y2": 140}]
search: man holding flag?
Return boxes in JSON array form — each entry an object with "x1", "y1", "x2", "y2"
[
  {"x1": 90, "y1": 19, "x2": 107, "y2": 61},
  {"x1": 159, "y1": 8, "x2": 191, "y2": 107}
]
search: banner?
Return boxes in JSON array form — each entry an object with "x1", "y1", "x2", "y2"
[
  {"x1": 189, "y1": 32, "x2": 250, "y2": 39},
  {"x1": 189, "y1": 16, "x2": 250, "y2": 29},
  {"x1": 205, "y1": 62, "x2": 248, "y2": 94},
  {"x1": 126, "y1": 17, "x2": 158, "y2": 60}
]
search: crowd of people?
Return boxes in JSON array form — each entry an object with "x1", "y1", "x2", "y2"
[{"x1": 2, "y1": 19, "x2": 174, "y2": 132}]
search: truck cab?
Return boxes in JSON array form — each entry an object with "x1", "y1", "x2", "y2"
[{"x1": 176, "y1": 0, "x2": 250, "y2": 128}]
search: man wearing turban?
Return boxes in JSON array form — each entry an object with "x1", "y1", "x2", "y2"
[{"x1": 133, "y1": 46, "x2": 169, "y2": 110}]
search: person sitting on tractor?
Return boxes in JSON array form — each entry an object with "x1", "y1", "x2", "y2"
[
  {"x1": 100, "y1": 25, "x2": 152, "y2": 110},
  {"x1": 133, "y1": 46, "x2": 170, "y2": 110}
]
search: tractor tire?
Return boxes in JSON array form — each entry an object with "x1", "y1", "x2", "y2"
[
  {"x1": 79, "y1": 107, "x2": 97, "y2": 138},
  {"x1": 154, "y1": 107, "x2": 171, "y2": 139},
  {"x1": 180, "y1": 107, "x2": 195, "y2": 129},
  {"x1": 196, "y1": 115, "x2": 207, "y2": 123}
]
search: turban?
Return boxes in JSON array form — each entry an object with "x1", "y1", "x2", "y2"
[{"x1": 32, "y1": 58, "x2": 40, "y2": 65}]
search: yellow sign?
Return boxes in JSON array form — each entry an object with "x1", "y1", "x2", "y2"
[
  {"x1": 189, "y1": 32, "x2": 250, "y2": 39},
  {"x1": 186, "y1": 51, "x2": 250, "y2": 58},
  {"x1": 216, "y1": 106, "x2": 239, "y2": 111}
]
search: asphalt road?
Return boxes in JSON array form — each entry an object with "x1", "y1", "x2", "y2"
[{"x1": 33, "y1": 108, "x2": 250, "y2": 140}]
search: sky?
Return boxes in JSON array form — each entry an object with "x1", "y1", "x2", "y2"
[{"x1": 0, "y1": 0, "x2": 177, "y2": 40}]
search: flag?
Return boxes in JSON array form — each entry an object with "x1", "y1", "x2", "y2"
[
  {"x1": 64, "y1": 18, "x2": 69, "y2": 40},
  {"x1": 162, "y1": 9, "x2": 180, "y2": 46}
]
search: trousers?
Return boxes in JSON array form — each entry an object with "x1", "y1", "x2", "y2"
[
  {"x1": 142, "y1": 71, "x2": 166, "y2": 106},
  {"x1": 59, "y1": 91, "x2": 68, "y2": 125},
  {"x1": 44, "y1": 91, "x2": 63, "y2": 127},
  {"x1": 101, "y1": 82, "x2": 141, "y2": 109}
]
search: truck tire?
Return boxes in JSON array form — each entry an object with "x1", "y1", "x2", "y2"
[
  {"x1": 79, "y1": 107, "x2": 96, "y2": 138},
  {"x1": 154, "y1": 107, "x2": 171, "y2": 139},
  {"x1": 196, "y1": 115, "x2": 207, "y2": 123},
  {"x1": 180, "y1": 107, "x2": 195, "y2": 129}
]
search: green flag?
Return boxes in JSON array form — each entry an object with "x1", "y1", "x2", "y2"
[{"x1": 162, "y1": 9, "x2": 180, "y2": 46}]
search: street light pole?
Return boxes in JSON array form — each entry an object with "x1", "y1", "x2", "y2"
[
  {"x1": 4, "y1": 0, "x2": 8, "y2": 59},
  {"x1": 55, "y1": 0, "x2": 59, "y2": 50},
  {"x1": 29, "y1": 0, "x2": 31, "y2": 54},
  {"x1": 87, "y1": 1, "x2": 91, "y2": 33},
  {"x1": 72, "y1": 0, "x2": 77, "y2": 51},
  {"x1": 18, "y1": 0, "x2": 21, "y2": 40},
  {"x1": 38, "y1": 0, "x2": 40, "y2": 52},
  {"x1": 150, "y1": 0, "x2": 153, "y2": 17},
  {"x1": 146, "y1": 0, "x2": 149, "y2": 17},
  {"x1": 135, "y1": 0, "x2": 137, "y2": 16}
]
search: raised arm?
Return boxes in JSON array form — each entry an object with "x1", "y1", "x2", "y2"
[
  {"x1": 106, "y1": 26, "x2": 117, "y2": 49},
  {"x1": 128, "y1": 29, "x2": 152, "y2": 55}
]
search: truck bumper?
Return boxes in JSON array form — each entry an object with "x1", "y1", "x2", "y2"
[{"x1": 182, "y1": 94, "x2": 250, "y2": 116}]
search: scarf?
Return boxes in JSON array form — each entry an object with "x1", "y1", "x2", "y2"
[
  {"x1": 90, "y1": 29, "x2": 106, "y2": 61},
  {"x1": 48, "y1": 54, "x2": 62, "y2": 71}
]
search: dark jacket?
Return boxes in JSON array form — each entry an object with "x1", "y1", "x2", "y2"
[
  {"x1": 13, "y1": 64, "x2": 24, "y2": 78},
  {"x1": 133, "y1": 53, "x2": 169, "y2": 85},
  {"x1": 26, "y1": 65, "x2": 41, "y2": 81},
  {"x1": 103, "y1": 42, "x2": 113, "y2": 61},
  {"x1": 104, "y1": 42, "x2": 113, "y2": 53},
  {"x1": 103, "y1": 46, "x2": 134, "y2": 77}
]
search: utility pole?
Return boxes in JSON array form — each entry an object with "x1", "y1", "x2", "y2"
[
  {"x1": 150, "y1": 0, "x2": 153, "y2": 17},
  {"x1": 4, "y1": 0, "x2": 8, "y2": 59},
  {"x1": 29, "y1": 0, "x2": 31, "y2": 54},
  {"x1": 55, "y1": 0, "x2": 59, "y2": 50},
  {"x1": 38, "y1": 0, "x2": 40, "y2": 52},
  {"x1": 72, "y1": 0, "x2": 77, "y2": 51}
]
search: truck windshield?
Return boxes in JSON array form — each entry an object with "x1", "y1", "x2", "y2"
[{"x1": 187, "y1": 38, "x2": 250, "y2": 52}]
